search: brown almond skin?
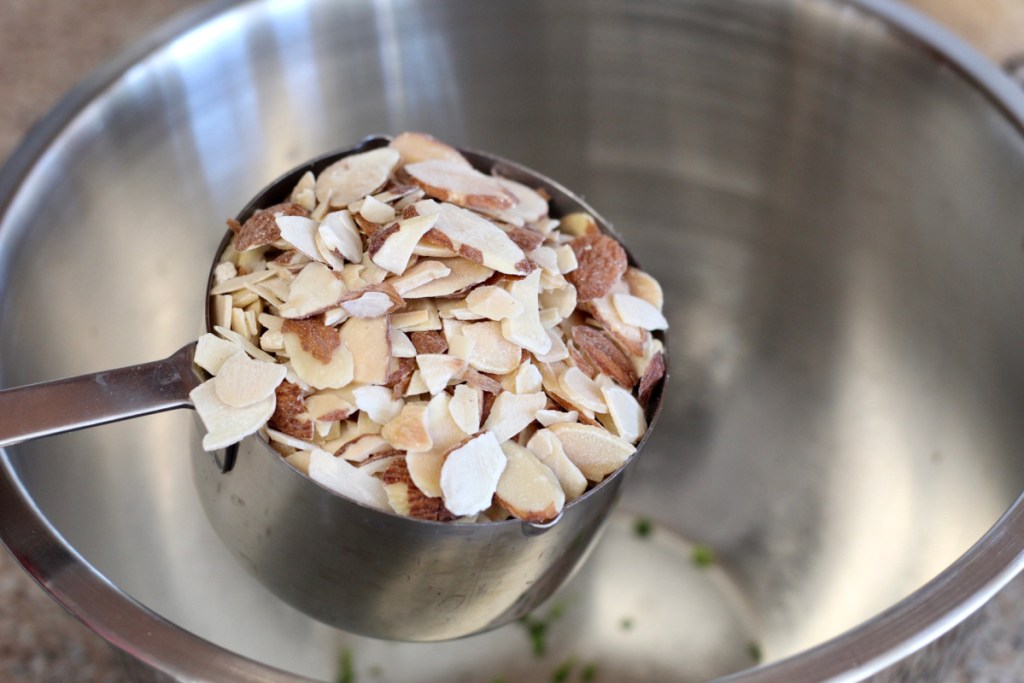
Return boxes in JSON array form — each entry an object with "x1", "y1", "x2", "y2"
[
  {"x1": 567, "y1": 234, "x2": 628, "y2": 301},
  {"x1": 505, "y1": 226, "x2": 545, "y2": 251},
  {"x1": 410, "y1": 330, "x2": 448, "y2": 355},
  {"x1": 573, "y1": 325, "x2": 638, "y2": 388},
  {"x1": 234, "y1": 202, "x2": 310, "y2": 251},
  {"x1": 268, "y1": 381, "x2": 314, "y2": 440},
  {"x1": 380, "y1": 458, "x2": 456, "y2": 521},
  {"x1": 386, "y1": 357, "x2": 417, "y2": 399},
  {"x1": 638, "y1": 351, "x2": 666, "y2": 408},
  {"x1": 367, "y1": 222, "x2": 400, "y2": 256},
  {"x1": 281, "y1": 316, "x2": 342, "y2": 364}
]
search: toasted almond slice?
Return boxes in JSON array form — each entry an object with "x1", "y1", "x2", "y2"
[
  {"x1": 370, "y1": 214, "x2": 439, "y2": 274},
  {"x1": 558, "y1": 365, "x2": 608, "y2": 414},
  {"x1": 276, "y1": 215, "x2": 324, "y2": 262},
  {"x1": 338, "y1": 316, "x2": 391, "y2": 385},
  {"x1": 215, "y1": 325, "x2": 277, "y2": 363},
  {"x1": 389, "y1": 132, "x2": 472, "y2": 167},
  {"x1": 462, "y1": 320, "x2": 523, "y2": 374},
  {"x1": 547, "y1": 422, "x2": 635, "y2": 482},
  {"x1": 598, "y1": 379, "x2": 647, "y2": 444},
  {"x1": 559, "y1": 212, "x2": 600, "y2": 238},
  {"x1": 195, "y1": 333, "x2": 245, "y2": 375},
  {"x1": 352, "y1": 385, "x2": 404, "y2": 424},
  {"x1": 501, "y1": 269, "x2": 551, "y2": 355},
  {"x1": 305, "y1": 392, "x2": 355, "y2": 423},
  {"x1": 279, "y1": 262, "x2": 347, "y2": 319},
  {"x1": 315, "y1": 148, "x2": 400, "y2": 208},
  {"x1": 382, "y1": 403, "x2": 433, "y2": 452},
  {"x1": 281, "y1": 318, "x2": 354, "y2": 389},
  {"x1": 386, "y1": 260, "x2": 451, "y2": 295},
  {"x1": 406, "y1": 160, "x2": 515, "y2": 211},
  {"x1": 213, "y1": 352, "x2": 288, "y2": 408},
  {"x1": 190, "y1": 380, "x2": 276, "y2": 451},
  {"x1": 612, "y1": 292, "x2": 669, "y2": 331},
  {"x1": 466, "y1": 286, "x2": 522, "y2": 321},
  {"x1": 401, "y1": 256, "x2": 494, "y2": 298},
  {"x1": 526, "y1": 429, "x2": 587, "y2": 501},
  {"x1": 406, "y1": 451, "x2": 445, "y2": 498},
  {"x1": 449, "y1": 384, "x2": 482, "y2": 435},
  {"x1": 494, "y1": 441, "x2": 564, "y2": 523},
  {"x1": 390, "y1": 328, "x2": 417, "y2": 358},
  {"x1": 513, "y1": 362, "x2": 543, "y2": 394},
  {"x1": 624, "y1": 267, "x2": 663, "y2": 310},
  {"x1": 359, "y1": 194, "x2": 397, "y2": 224},
  {"x1": 308, "y1": 448, "x2": 390, "y2": 510},
  {"x1": 416, "y1": 354, "x2": 467, "y2": 395},
  {"x1": 439, "y1": 432, "x2": 507, "y2": 516},
  {"x1": 481, "y1": 391, "x2": 546, "y2": 443},
  {"x1": 428, "y1": 203, "x2": 531, "y2": 275},
  {"x1": 319, "y1": 210, "x2": 364, "y2": 264},
  {"x1": 536, "y1": 409, "x2": 578, "y2": 426},
  {"x1": 285, "y1": 449, "x2": 312, "y2": 474}
]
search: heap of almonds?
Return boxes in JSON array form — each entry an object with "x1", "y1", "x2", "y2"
[{"x1": 190, "y1": 132, "x2": 667, "y2": 524}]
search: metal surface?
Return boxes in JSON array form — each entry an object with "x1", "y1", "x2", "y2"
[{"x1": 2, "y1": 0, "x2": 1024, "y2": 681}]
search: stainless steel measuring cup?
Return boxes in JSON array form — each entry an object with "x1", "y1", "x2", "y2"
[{"x1": 0, "y1": 136, "x2": 667, "y2": 640}]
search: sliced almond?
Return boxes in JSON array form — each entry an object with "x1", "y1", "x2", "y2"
[
  {"x1": 495, "y1": 441, "x2": 565, "y2": 523},
  {"x1": 389, "y1": 131, "x2": 472, "y2": 168},
  {"x1": 406, "y1": 451, "x2": 445, "y2": 498},
  {"x1": 213, "y1": 294, "x2": 233, "y2": 330},
  {"x1": 420, "y1": 202, "x2": 531, "y2": 275},
  {"x1": 404, "y1": 370, "x2": 429, "y2": 397},
  {"x1": 536, "y1": 409, "x2": 578, "y2": 427},
  {"x1": 308, "y1": 448, "x2": 390, "y2": 511},
  {"x1": 276, "y1": 215, "x2": 324, "y2": 262},
  {"x1": 416, "y1": 354, "x2": 467, "y2": 395},
  {"x1": 513, "y1": 362, "x2": 543, "y2": 394},
  {"x1": 501, "y1": 269, "x2": 551, "y2": 355},
  {"x1": 315, "y1": 147, "x2": 401, "y2": 208},
  {"x1": 559, "y1": 212, "x2": 600, "y2": 238},
  {"x1": 266, "y1": 427, "x2": 317, "y2": 451},
  {"x1": 359, "y1": 194, "x2": 397, "y2": 225},
  {"x1": 279, "y1": 262, "x2": 347, "y2": 319},
  {"x1": 547, "y1": 422, "x2": 635, "y2": 482},
  {"x1": 526, "y1": 429, "x2": 588, "y2": 501},
  {"x1": 235, "y1": 202, "x2": 310, "y2": 251},
  {"x1": 339, "y1": 316, "x2": 391, "y2": 385},
  {"x1": 281, "y1": 317, "x2": 354, "y2": 389},
  {"x1": 410, "y1": 330, "x2": 448, "y2": 355},
  {"x1": 401, "y1": 256, "x2": 493, "y2": 299},
  {"x1": 406, "y1": 160, "x2": 515, "y2": 211},
  {"x1": 382, "y1": 402, "x2": 433, "y2": 452},
  {"x1": 305, "y1": 392, "x2": 355, "y2": 423},
  {"x1": 285, "y1": 450, "x2": 312, "y2": 474},
  {"x1": 352, "y1": 385, "x2": 404, "y2": 424},
  {"x1": 210, "y1": 269, "x2": 276, "y2": 296},
  {"x1": 624, "y1": 267, "x2": 663, "y2": 310},
  {"x1": 555, "y1": 244, "x2": 578, "y2": 274},
  {"x1": 533, "y1": 328, "x2": 569, "y2": 363},
  {"x1": 213, "y1": 352, "x2": 288, "y2": 408},
  {"x1": 390, "y1": 328, "x2": 417, "y2": 358},
  {"x1": 391, "y1": 308, "x2": 431, "y2": 330},
  {"x1": 598, "y1": 379, "x2": 647, "y2": 444},
  {"x1": 462, "y1": 320, "x2": 523, "y2": 374},
  {"x1": 290, "y1": 171, "x2": 316, "y2": 211},
  {"x1": 566, "y1": 233, "x2": 628, "y2": 301},
  {"x1": 449, "y1": 384, "x2": 482, "y2": 435},
  {"x1": 557, "y1": 366, "x2": 607, "y2": 414},
  {"x1": 585, "y1": 294, "x2": 646, "y2": 357},
  {"x1": 486, "y1": 176, "x2": 549, "y2": 225},
  {"x1": 463, "y1": 367, "x2": 503, "y2": 395},
  {"x1": 195, "y1": 333, "x2": 245, "y2": 375},
  {"x1": 268, "y1": 380, "x2": 313, "y2": 440},
  {"x1": 380, "y1": 458, "x2": 456, "y2": 521},
  {"x1": 319, "y1": 210, "x2": 364, "y2": 264},
  {"x1": 466, "y1": 286, "x2": 522, "y2": 321},
  {"x1": 638, "y1": 350, "x2": 666, "y2": 408},
  {"x1": 370, "y1": 213, "x2": 439, "y2": 274},
  {"x1": 214, "y1": 325, "x2": 277, "y2": 363},
  {"x1": 439, "y1": 432, "x2": 507, "y2": 516},
  {"x1": 190, "y1": 379, "x2": 276, "y2": 451},
  {"x1": 572, "y1": 325, "x2": 637, "y2": 388},
  {"x1": 387, "y1": 260, "x2": 451, "y2": 295},
  {"x1": 612, "y1": 292, "x2": 669, "y2": 331},
  {"x1": 340, "y1": 289, "x2": 401, "y2": 318},
  {"x1": 481, "y1": 391, "x2": 546, "y2": 443}
]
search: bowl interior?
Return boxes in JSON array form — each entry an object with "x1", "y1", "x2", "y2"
[{"x1": 4, "y1": 0, "x2": 1024, "y2": 681}]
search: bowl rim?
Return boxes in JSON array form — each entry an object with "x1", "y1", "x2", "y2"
[{"x1": 2, "y1": 0, "x2": 1024, "y2": 681}]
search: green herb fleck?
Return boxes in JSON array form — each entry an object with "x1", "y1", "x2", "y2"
[
  {"x1": 633, "y1": 517, "x2": 654, "y2": 538},
  {"x1": 335, "y1": 649, "x2": 355, "y2": 683},
  {"x1": 581, "y1": 663, "x2": 599, "y2": 681},
  {"x1": 552, "y1": 657, "x2": 576, "y2": 682},
  {"x1": 691, "y1": 544, "x2": 715, "y2": 567},
  {"x1": 748, "y1": 641, "x2": 763, "y2": 663},
  {"x1": 518, "y1": 601, "x2": 569, "y2": 657},
  {"x1": 619, "y1": 617, "x2": 634, "y2": 631}
]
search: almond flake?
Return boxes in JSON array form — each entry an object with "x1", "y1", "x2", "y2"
[
  {"x1": 308, "y1": 448, "x2": 390, "y2": 510},
  {"x1": 214, "y1": 261, "x2": 238, "y2": 285},
  {"x1": 279, "y1": 262, "x2": 347, "y2": 319},
  {"x1": 359, "y1": 194, "x2": 397, "y2": 225},
  {"x1": 612, "y1": 292, "x2": 668, "y2": 331},
  {"x1": 195, "y1": 333, "x2": 245, "y2": 375},
  {"x1": 426, "y1": 391, "x2": 471, "y2": 454},
  {"x1": 483, "y1": 176, "x2": 549, "y2": 226},
  {"x1": 416, "y1": 354, "x2": 467, "y2": 395},
  {"x1": 567, "y1": 234, "x2": 628, "y2": 302},
  {"x1": 501, "y1": 269, "x2": 551, "y2": 355},
  {"x1": 281, "y1": 318, "x2": 354, "y2": 389},
  {"x1": 449, "y1": 384, "x2": 482, "y2": 435},
  {"x1": 404, "y1": 369, "x2": 429, "y2": 397},
  {"x1": 290, "y1": 171, "x2": 316, "y2": 210},
  {"x1": 190, "y1": 380, "x2": 276, "y2": 452},
  {"x1": 466, "y1": 286, "x2": 522, "y2": 321},
  {"x1": 410, "y1": 330, "x2": 448, "y2": 355},
  {"x1": 370, "y1": 213, "x2": 439, "y2": 274},
  {"x1": 462, "y1": 320, "x2": 523, "y2": 374},
  {"x1": 213, "y1": 352, "x2": 288, "y2": 408},
  {"x1": 401, "y1": 256, "x2": 493, "y2": 298},
  {"x1": 390, "y1": 132, "x2": 472, "y2": 168},
  {"x1": 547, "y1": 422, "x2": 635, "y2": 482},
  {"x1": 513, "y1": 362, "x2": 543, "y2": 394},
  {"x1": 387, "y1": 260, "x2": 451, "y2": 295},
  {"x1": 599, "y1": 379, "x2": 647, "y2": 444},
  {"x1": 585, "y1": 295, "x2": 646, "y2": 356},
  {"x1": 526, "y1": 429, "x2": 587, "y2": 501},
  {"x1": 559, "y1": 212, "x2": 600, "y2": 238},
  {"x1": 352, "y1": 385, "x2": 404, "y2": 424},
  {"x1": 339, "y1": 316, "x2": 391, "y2": 385},
  {"x1": 624, "y1": 267, "x2": 663, "y2": 310},
  {"x1": 481, "y1": 391, "x2": 546, "y2": 442},
  {"x1": 406, "y1": 451, "x2": 445, "y2": 498},
  {"x1": 572, "y1": 326, "x2": 637, "y2": 388},
  {"x1": 210, "y1": 269, "x2": 276, "y2": 295},
  {"x1": 276, "y1": 215, "x2": 325, "y2": 262},
  {"x1": 214, "y1": 325, "x2": 277, "y2": 363},
  {"x1": 536, "y1": 409, "x2": 578, "y2": 426},
  {"x1": 555, "y1": 244, "x2": 578, "y2": 274},
  {"x1": 315, "y1": 147, "x2": 401, "y2": 208},
  {"x1": 235, "y1": 202, "x2": 310, "y2": 251},
  {"x1": 419, "y1": 202, "x2": 531, "y2": 275},
  {"x1": 285, "y1": 450, "x2": 312, "y2": 474},
  {"x1": 266, "y1": 427, "x2": 317, "y2": 451},
  {"x1": 340, "y1": 290, "x2": 399, "y2": 318},
  {"x1": 268, "y1": 380, "x2": 314, "y2": 440},
  {"x1": 382, "y1": 403, "x2": 433, "y2": 452},
  {"x1": 213, "y1": 295, "x2": 233, "y2": 330},
  {"x1": 305, "y1": 393, "x2": 356, "y2": 423},
  {"x1": 638, "y1": 350, "x2": 666, "y2": 408},
  {"x1": 319, "y1": 210, "x2": 364, "y2": 263},
  {"x1": 406, "y1": 160, "x2": 515, "y2": 212},
  {"x1": 557, "y1": 366, "x2": 607, "y2": 413},
  {"x1": 447, "y1": 330, "x2": 476, "y2": 361},
  {"x1": 390, "y1": 328, "x2": 417, "y2": 358},
  {"x1": 390, "y1": 308, "x2": 430, "y2": 330},
  {"x1": 439, "y1": 432, "x2": 507, "y2": 516},
  {"x1": 495, "y1": 441, "x2": 565, "y2": 523}
]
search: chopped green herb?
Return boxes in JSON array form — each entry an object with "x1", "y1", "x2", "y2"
[
  {"x1": 581, "y1": 663, "x2": 598, "y2": 681},
  {"x1": 518, "y1": 601, "x2": 569, "y2": 657},
  {"x1": 748, "y1": 641, "x2": 763, "y2": 663},
  {"x1": 335, "y1": 649, "x2": 355, "y2": 683},
  {"x1": 619, "y1": 617, "x2": 634, "y2": 631},
  {"x1": 551, "y1": 657, "x2": 576, "y2": 682},
  {"x1": 691, "y1": 544, "x2": 715, "y2": 567},
  {"x1": 633, "y1": 517, "x2": 654, "y2": 538}
]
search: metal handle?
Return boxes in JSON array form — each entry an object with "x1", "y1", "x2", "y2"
[{"x1": 0, "y1": 343, "x2": 200, "y2": 448}]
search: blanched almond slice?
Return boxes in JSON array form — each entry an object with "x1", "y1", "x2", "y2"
[
  {"x1": 406, "y1": 160, "x2": 515, "y2": 211},
  {"x1": 391, "y1": 308, "x2": 430, "y2": 330},
  {"x1": 389, "y1": 132, "x2": 472, "y2": 167},
  {"x1": 359, "y1": 194, "x2": 397, "y2": 224},
  {"x1": 315, "y1": 147, "x2": 400, "y2": 208},
  {"x1": 416, "y1": 354, "x2": 467, "y2": 395},
  {"x1": 290, "y1": 171, "x2": 316, "y2": 211},
  {"x1": 418, "y1": 202, "x2": 531, "y2": 275},
  {"x1": 559, "y1": 212, "x2": 600, "y2": 238},
  {"x1": 213, "y1": 295, "x2": 233, "y2": 330},
  {"x1": 487, "y1": 176, "x2": 549, "y2": 225},
  {"x1": 340, "y1": 290, "x2": 399, "y2": 318},
  {"x1": 447, "y1": 330, "x2": 476, "y2": 361},
  {"x1": 214, "y1": 352, "x2": 288, "y2": 408},
  {"x1": 390, "y1": 328, "x2": 417, "y2": 358},
  {"x1": 536, "y1": 409, "x2": 578, "y2": 426},
  {"x1": 210, "y1": 269, "x2": 276, "y2": 295},
  {"x1": 526, "y1": 429, "x2": 587, "y2": 501},
  {"x1": 558, "y1": 366, "x2": 607, "y2": 413},
  {"x1": 276, "y1": 215, "x2": 324, "y2": 262},
  {"x1": 425, "y1": 391, "x2": 471, "y2": 455},
  {"x1": 547, "y1": 422, "x2": 635, "y2": 482},
  {"x1": 319, "y1": 210, "x2": 364, "y2": 264},
  {"x1": 449, "y1": 384, "x2": 482, "y2": 435},
  {"x1": 387, "y1": 260, "x2": 451, "y2": 295},
  {"x1": 266, "y1": 427, "x2": 317, "y2": 451},
  {"x1": 404, "y1": 370, "x2": 429, "y2": 396},
  {"x1": 401, "y1": 256, "x2": 493, "y2": 298},
  {"x1": 466, "y1": 286, "x2": 522, "y2": 321},
  {"x1": 462, "y1": 321, "x2": 523, "y2": 374},
  {"x1": 612, "y1": 292, "x2": 669, "y2": 331},
  {"x1": 339, "y1": 316, "x2": 390, "y2": 385},
  {"x1": 481, "y1": 391, "x2": 546, "y2": 443},
  {"x1": 495, "y1": 441, "x2": 565, "y2": 523},
  {"x1": 555, "y1": 244, "x2": 578, "y2": 274},
  {"x1": 501, "y1": 269, "x2": 551, "y2": 355},
  {"x1": 281, "y1": 318, "x2": 354, "y2": 389},
  {"x1": 190, "y1": 380, "x2": 276, "y2": 452},
  {"x1": 279, "y1": 262, "x2": 347, "y2": 319},
  {"x1": 463, "y1": 367, "x2": 502, "y2": 395},
  {"x1": 598, "y1": 379, "x2": 647, "y2": 444},
  {"x1": 533, "y1": 328, "x2": 570, "y2": 363},
  {"x1": 439, "y1": 432, "x2": 507, "y2": 516},
  {"x1": 406, "y1": 451, "x2": 445, "y2": 498},
  {"x1": 285, "y1": 450, "x2": 312, "y2": 475},
  {"x1": 624, "y1": 267, "x2": 663, "y2": 310},
  {"x1": 513, "y1": 362, "x2": 543, "y2": 394},
  {"x1": 370, "y1": 214, "x2": 439, "y2": 274},
  {"x1": 214, "y1": 325, "x2": 277, "y2": 363},
  {"x1": 195, "y1": 333, "x2": 245, "y2": 375},
  {"x1": 382, "y1": 403, "x2": 433, "y2": 452},
  {"x1": 352, "y1": 385, "x2": 404, "y2": 424},
  {"x1": 308, "y1": 448, "x2": 390, "y2": 511}
]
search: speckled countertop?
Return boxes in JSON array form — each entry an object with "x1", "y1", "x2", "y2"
[{"x1": 2, "y1": 1, "x2": 1024, "y2": 681}]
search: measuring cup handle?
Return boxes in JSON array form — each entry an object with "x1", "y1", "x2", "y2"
[{"x1": 0, "y1": 343, "x2": 201, "y2": 448}]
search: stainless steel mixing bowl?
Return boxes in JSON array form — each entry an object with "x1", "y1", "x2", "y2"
[{"x1": 3, "y1": 0, "x2": 1024, "y2": 681}]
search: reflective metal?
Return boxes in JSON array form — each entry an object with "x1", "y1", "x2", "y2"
[{"x1": 3, "y1": 0, "x2": 1024, "y2": 681}]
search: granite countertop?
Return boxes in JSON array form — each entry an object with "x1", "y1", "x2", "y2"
[{"x1": 2, "y1": 1, "x2": 1024, "y2": 681}]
